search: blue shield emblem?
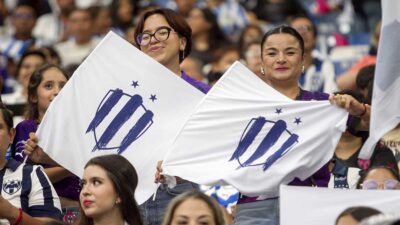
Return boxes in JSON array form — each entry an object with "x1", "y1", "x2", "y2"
[
  {"x1": 230, "y1": 117, "x2": 299, "y2": 171},
  {"x1": 3, "y1": 180, "x2": 22, "y2": 195},
  {"x1": 86, "y1": 89, "x2": 154, "y2": 154}
]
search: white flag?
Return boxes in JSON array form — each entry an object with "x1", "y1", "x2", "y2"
[
  {"x1": 359, "y1": 1, "x2": 400, "y2": 160},
  {"x1": 162, "y1": 62, "x2": 348, "y2": 197},
  {"x1": 36, "y1": 32, "x2": 204, "y2": 204},
  {"x1": 280, "y1": 185, "x2": 400, "y2": 225}
]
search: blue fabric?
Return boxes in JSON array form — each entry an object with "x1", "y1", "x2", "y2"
[{"x1": 140, "y1": 181, "x2": 198, "y2": 225}]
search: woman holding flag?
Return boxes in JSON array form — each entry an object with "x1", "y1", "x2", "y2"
[
  {"x1": 133, "y1": 8, "x2": 210, "y2": 225},
  {"x1": 234, "y1": 25, "x2": 370, "y2": 225}
]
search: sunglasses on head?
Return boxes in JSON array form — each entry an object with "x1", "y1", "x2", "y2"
[{"x1": 362, "y1": 179, "x2": 399, "y2": 190}]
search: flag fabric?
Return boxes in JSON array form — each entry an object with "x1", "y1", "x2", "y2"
[
  {"x1": 162, "y1": 61, "x2": 348, "y2": 198},
  {"x1": 280, "y1": 185, "x2": 400, "y2": 225},
  {"x1": 36, "y1": 32, "x2": 205, "y2": 204},
  {"x1": 359, "y1": 1, "x2": 400, "y2": 160}
]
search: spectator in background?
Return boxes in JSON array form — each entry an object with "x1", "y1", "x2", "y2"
[
  {"x1": 337, "y1": 21, "x2": 381, "y2": 91},
  {"x1": 242, "y1": 40, "x2": 263, "y2": 77},
  {"x1": 0, "y1": 4, "x2": 40, "y2": 62},
  {"x1": 55, "y1": 8, "x2": 99, "y2": 68},
  {"x1": 237, "y1": 24, "x2": 263, "y2": 55},
  {"x1": 1, "y1": 49, "x2": 46, "y2": 106},
  {"x1": 88, "y1": 5, "x2": 112, "y2": 39},
  {"x1": 174, "y1": 0, "x2": 197, "y2": 18},
  {"x1": 251, "y1": 0, "x2": 308, "y2": 27},
  {"x1": 289, "y1": 15, "x2": 337, "y2": 93},
  {"x1": 335, "y1": 206, "x2": 382, "y2": 225},
  {"x1": 207, "y1": 45, "x2": 240, "y2": 86},
  {"x1": 33, "y1": 0, "x2": 76, "y2": 44},
  {"x1": 205, "y1": 0, "x2": 248, "y2": 42},
  {"x1": 109, "y1": 0, "x2": 138, "y2": 36},
  {"x1": 187, "y1": 7, "x2": 229, "y2": 66}
]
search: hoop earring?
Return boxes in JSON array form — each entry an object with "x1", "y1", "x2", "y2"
[
  {"x1": 302, "y1": 65, "x2": 305, "y2": 74},
  {"x1": 261, "y1": 67, "x2": 265, "y2": 75}
]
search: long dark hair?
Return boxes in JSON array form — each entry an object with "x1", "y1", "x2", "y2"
[
  {"x1": 77, "y1": 155, "x2": 143, "y2": 225},
  {"x1": 25, "y1": 64, "x2": 70, "y2": 120},
  {"x1": 261, "y1": 25, "x2": 305, "y2": 57},
  {"x1": 197, "y1": 8, "x2": 228, "y2": 50},
  {"x1": 134, "y1": 8, "x2": 192, "y2": 63}
]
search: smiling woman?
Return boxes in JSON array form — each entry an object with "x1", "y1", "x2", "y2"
[
  {"x1": 235, "y1": 25, "x2": 372, "y2": 225},
  {"x1": 133, "y1": 8, "x2": 210, "y2": 225}
]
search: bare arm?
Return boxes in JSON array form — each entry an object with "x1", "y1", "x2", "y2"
[{"x1": 0, "y1": 196, "x2": 56, "y2": 225}]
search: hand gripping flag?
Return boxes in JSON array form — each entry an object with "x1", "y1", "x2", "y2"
[
  {"x1": 359, "y1": 0, "x2": 400, "y2": 160},
  {"x1": 36, "y1": 32, "x2": 204, "y2": 204},
  {"x1": 162, "y1": 61, "x2": 348, "y2": 198}
]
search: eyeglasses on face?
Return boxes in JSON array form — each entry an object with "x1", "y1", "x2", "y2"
[
  {"x1": 136, "y1": 26, "x2": 175, "y2": 46},
  {"x1": 362, "y1": 179, "x2": 399, "y2": 190}
]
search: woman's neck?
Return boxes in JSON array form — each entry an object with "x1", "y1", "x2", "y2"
[
  {"x1": 335, "y1": 134, "x2": 363, "y2": 160},
  {"x1": 268, "y1": 82, "x2": 300, "y2": 100},
  {"x1": 93, "y1": 210, "x2": 124, "y2": 225}
]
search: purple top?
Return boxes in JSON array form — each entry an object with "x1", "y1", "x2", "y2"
[
  {"x1": 181, "y1": 71, "x2": 211, "y2": 94},
  {"x1": 238, "y1": 89, "x2": 331, "y2": 204},
  {"x1": 12, "y1": 119, "x2": 80, "y2": 201}
]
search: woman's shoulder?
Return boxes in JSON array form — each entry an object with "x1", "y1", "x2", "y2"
[{"x1": 16, "y1": 119, "x2": 38, "y2": 131}]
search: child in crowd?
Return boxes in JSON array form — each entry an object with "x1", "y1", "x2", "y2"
[{"x1": 11, "y1": 64, "x2": 80, "y2": 224}]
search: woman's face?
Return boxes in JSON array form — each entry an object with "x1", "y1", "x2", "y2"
[
  {"x1": 245, "y1": 43, "x2": 262, "y2": 76},
  {"x1": 362, "y1": 168, "x2": 400, "y2": 190},
  {"x1": 290, "y1": 18, "x2": 315, "y2": 51},
  {"x1": 171, "y1": 198, "x2": 216, "y2": 225},
  {"x1": 18, "y1": 55, "x2": 45, "y2": 90},
  {"x1": 187, "y1": 8, "x2": 210, "y2": 35},
  {"x1": 80, "y1": 165, "x2": 120, "y2": 219},
  {"x1": 140, "y1": 14, "x2": 186, "y2": 71},
  {"x1": 336, "y1": 215, "x2": 359, "y2": 225},
  {"x1": 0, "y1": 112, "x2": 14, "y2": 157},
  {"x1": 117, "y1": 0, "x2": 133, "y2": 23},
  {"x1": 261, "y1": 33, "x2": 303, "y2": 85}
]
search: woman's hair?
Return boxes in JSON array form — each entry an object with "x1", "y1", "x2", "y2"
[
  {"x1": 25, "y1": 64, "x2": 70, "y2": 120},
  {"x1": 16, "y1": 49, "x2": 46, "y2": 78},
  {"x1": 0, "y1": 103, "x2": 14, "y2": 130},
  {"x1": 335, "y1": 206, "x2": 382, "y2": 224},
  {"x1": 260, "y1": 25, "x2": 305, "y2": 57},
  {"x1": 134, "y1": 8, "x2": 192, "y2": 63},
  {"x1": 109, "y1": 0, "x2": 138, "y2": 32},
  {"x1": 237, "y1": 24, "x2": 263, "y2": 54},
  {"x1": 77, "y1": 154, "x2": 143, "y2": 225},
  {"x1": 162, "y1": 190, "x2": 226, "y2": 225},
  {"x1": 356, "y1": 165, "x2": 400, "y2": 189}
]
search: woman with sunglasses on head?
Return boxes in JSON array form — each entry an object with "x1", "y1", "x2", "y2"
[
  {"x1": 133, "y1": 8, "x2": 210, "y2": 225},
  {"x1": 356, "y1": 166, "x2": 400, "y2": 190}
]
